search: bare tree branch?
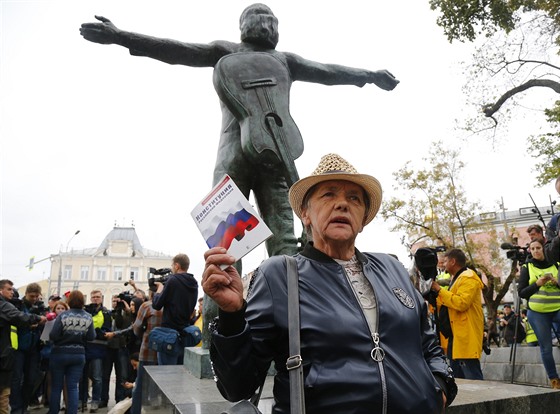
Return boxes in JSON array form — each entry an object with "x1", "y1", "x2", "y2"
[{"x1": 483, "y1": 78, "x2": 560, "y2": 117}]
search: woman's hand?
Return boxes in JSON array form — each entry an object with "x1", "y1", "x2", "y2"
[{"x1": 202, "y1": 247, "x2": 244, "y2": 313}]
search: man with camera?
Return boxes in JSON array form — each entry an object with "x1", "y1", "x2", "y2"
[
  {"x1": 100, "y1": 294, "x2": 134, "y2": 408},
  {"x1": 0, "y1": 280, "x2": 46, "y2": 414},
  {"x1": 81, "y1": 290, "x2": 111, "y2": 413},
  {"x1": 8, "y1": 283, "x2": 48, "y2": 414},
  {"x1": 151, "y1": 253, "x2": 198, "y2": 365}
]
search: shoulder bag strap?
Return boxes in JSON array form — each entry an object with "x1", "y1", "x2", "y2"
[{"x1": 285, "y1": 255, "x2": 306, "y2": 414}]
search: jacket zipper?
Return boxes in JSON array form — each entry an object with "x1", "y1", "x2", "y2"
[{"x1": 343, "y1": 268, "x2": 387, "y2": 414}]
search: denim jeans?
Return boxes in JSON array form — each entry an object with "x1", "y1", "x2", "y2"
[
  {"x1": 10, "y1": 348, "x2": 41, "y2": 414},
  {"x1": 527, "y1": 309, "x2": 560, "y2": 379},
  {"x1": 102, "y1": 348, "x2": 129, "y2": 403},
  {"x1": 450, "y1": 358, "x2": 484, "y2": 380},
  {"x1": 130, "y1": 361, "x2": 156, "y2": 414},
  {"x1": 48, "y1": 353, "x2": 85, "y2": 414},
  {"x1": 79, "y1": 358, "x2": 102, "y2": 404}
]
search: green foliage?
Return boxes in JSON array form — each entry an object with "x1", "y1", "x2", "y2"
[
  {"x1": 382, "y1": 141, "x2": 483, "y2": 256},
  {"x1": 429, "y1": 0, "x2": 543, "y2": 43},
  {"x1": 528, "y1": 101, "x2": 560, "y2": 186},
  {"x1": 382, "y1": 140, "x2": 512, "y2": 313},
  {"x1": 431, "y1": 1, "x2": 560, "y2": 187}
]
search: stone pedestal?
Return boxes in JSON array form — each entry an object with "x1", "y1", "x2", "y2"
[{"x1": 183, "y1": 347, "x2": 213, "y2": 379}]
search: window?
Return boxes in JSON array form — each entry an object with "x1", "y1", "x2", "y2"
[
  {"x1": 113, "y1": 266, "x2": 123, "y2": 281},
  {"x1": 63, "y1": 265, "x2": 72, "y2": 280},
  {"x1": 80, "y1": 266, "x2": 89, "y2": 281},
  {"x1": 97, "y1": 267, "x2": 107, "y2": 281},
  {"x1": 130, "y1": 267, "x2": 139, "y2": 281}
]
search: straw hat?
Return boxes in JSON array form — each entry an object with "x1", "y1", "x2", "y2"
[{"x1": 289, "y1": 153, "x2": 382, "y2": 225}]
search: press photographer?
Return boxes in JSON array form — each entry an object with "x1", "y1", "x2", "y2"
[
  {"x1": 9, "y1": 283, "x2": 48, "y2": 414},
  {"x1": 151, "y1": 253, "x2": 198, "y2": 365},
  {"x1": 100, "y1": 293, "x2": 135, "y2": 408},
  {"x1": 0, "y1": 280, "x2": 47, "y2": 414}
]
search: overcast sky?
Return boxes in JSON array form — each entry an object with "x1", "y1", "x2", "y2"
[{"x1": 1, "y1": 0, "x2": 557, "y2": 291}]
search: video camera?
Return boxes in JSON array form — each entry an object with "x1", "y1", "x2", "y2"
[
  {"x1": 500, "y1": 242, "x2": 529, "y2": 263},
  {"x1": 29, "y1": 300, "x2": 48, "y2": 316},
  {"x1": 413, "y1": 246, "x2": 446, "y2": 301},
  {"x1": 147, "y1": 267, "x2": 172, "y2": 292},
  {"x1": 114, "y1": 291, "x2": 133, "y2": 312}
]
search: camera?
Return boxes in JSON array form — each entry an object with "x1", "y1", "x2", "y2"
[
  {"x1": 114, "y1": 291, "x2": 133, "y2": 312},
  {"x1": 500, "y1": 243, "x2": 529, "y2": 263},
  {"x1": 148, "y1": 267, "x2": 172, "y2": 292},
  {"x1": 29, "y1": 300, "x2": 48, "y2": 316},
  {"x1": 414, "y1": 246, "x2": 446, "y2": 282}
]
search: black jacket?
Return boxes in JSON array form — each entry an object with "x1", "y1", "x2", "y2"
[
  {"x1": 0, "y1": 295, "x2": 42, "y2": 387},
  {"x1": 211, "y1": 244, "x2": 455, "y2": 414},
  {"x1": 152, "y1": 272, "x2": 198, "y2": 331}
]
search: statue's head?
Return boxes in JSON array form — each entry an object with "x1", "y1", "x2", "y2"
[{"x1": 239, "y1": 3, "x2": 279, "y2": 49}]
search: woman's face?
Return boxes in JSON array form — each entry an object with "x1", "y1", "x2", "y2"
[
  {"x1": 130, "y1": 302, "x2": 136, "y2": 313},
  {"x1": 301, "y1": 180, "x2": 367, "y2": 253},
  {"x1": 530, "y1": 241, "x2": 545, "y2": 261},
  {"x1": 55, "y1": 305, "x2": 67, "y2": 315}
]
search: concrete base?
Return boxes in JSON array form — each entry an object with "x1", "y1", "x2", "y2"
[
  {"x1": 481, "y1": 346, "x2": 560, "y2": 386},
  {"x1": 448, "y1": 379, "x2": 559, "y2": 413},
  {"x1": 183, "y1": 346, "x2": 213, "y2": 379},
  {"x1": 144, "y1": 365, "x2": 560, "y2": 414}
]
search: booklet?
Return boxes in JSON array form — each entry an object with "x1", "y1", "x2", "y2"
[{"x1": 190, "y1": 175, "x2": 272, "y2": 264}]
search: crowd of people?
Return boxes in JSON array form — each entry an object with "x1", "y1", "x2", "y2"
[
  {"x1": 0, "y1": 253, "x2": 201, "y2": 414},
  {"x1": 1, "y1": 159, "x2": 559, "y2": 413}
]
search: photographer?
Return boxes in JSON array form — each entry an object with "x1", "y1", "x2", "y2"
[
  {"x1": 80, "y1": 290, "x2": 111, "y2": 413},
  {"x1": 10, "y1": 283, "x2": 48, "y2": 414},
  {"x1": 0, "y1": 280, "x2": 46, "y2": 414},
  {"x1": 100, "y1": 294, "x2": 134, "y2": 408},
  {"x1": 151, "y1": 253, "x2": 198, "y2": 365},
  {"x1": 498, "y1": 304, "x2": 525, "y2": 346}
]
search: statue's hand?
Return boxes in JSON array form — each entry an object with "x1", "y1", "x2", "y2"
[
  {"x1": 80, "y1": 15, "x2": 120, "y2": 45},
  {"x1": 370, "y1": 69, "x2": 399, "y2": 91},
  {"x1": 202, "y1": 247, "x2": 244, "y2": 313}
]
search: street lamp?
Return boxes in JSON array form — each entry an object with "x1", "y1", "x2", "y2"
[{"x1": 56, "y1": 230, "x2": 81, "y2": 296}]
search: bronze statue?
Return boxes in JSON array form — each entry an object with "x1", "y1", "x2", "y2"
[
  {"x1": 80, "y1": 4, "x2": 398, "y2": 346},
  {"x1": 80, "y1": 3, "x2": 398, "y2": 260}
]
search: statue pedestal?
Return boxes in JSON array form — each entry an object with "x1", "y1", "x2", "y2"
[{"x1": 184, "y1": 347, "x2": 213, "y2": 379}]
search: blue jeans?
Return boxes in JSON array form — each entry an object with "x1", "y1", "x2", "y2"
[
  {"x1": 527, "y1": 309, "x2": 560, "y2": 379},
  {"x1": 102, "y1": 348, "x2": 129, "y2": 403},
  {"x1": 10, "y1": 348, "x2": 41, "y2": 414},
  {"x1": 48, "y1": 353, "x2": 85, "y2": 414},
  {"x1": 450, "y1": 358, "x2": 483, "y2": 380},
  {"x1": 130, "y1": 361, "x2": 156, "y2": 414},
  {"x1": 79, "y1": 358, "x2": 102, "y2": 404}
]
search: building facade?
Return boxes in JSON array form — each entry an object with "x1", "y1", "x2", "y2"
[{"x1": 46, "y1": 226, "x2": 172, "y2": 307}]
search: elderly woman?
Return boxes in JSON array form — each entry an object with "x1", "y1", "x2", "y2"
[{"x1": 202, "y1": 154, "x2": 456, "y2": 413}]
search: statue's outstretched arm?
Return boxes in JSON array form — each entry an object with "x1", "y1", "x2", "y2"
[
  {"x1": 285, "y1": 52, "x2": 399, "y2": 91},
  {"x1": 80, "y1": 16, "x2": 233, "y2": 67}
]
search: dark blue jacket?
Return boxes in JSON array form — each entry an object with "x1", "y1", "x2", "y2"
[{"x1": 211, "y1": 243, "x2": 455, "y2": 414}]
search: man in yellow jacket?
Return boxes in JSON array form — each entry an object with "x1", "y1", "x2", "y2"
[{"x1": 431, "y1": 248, "x2": 485, "y2": 380}]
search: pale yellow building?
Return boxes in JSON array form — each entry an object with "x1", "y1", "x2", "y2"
[{"x1": 44, "y1": 226, "x2": 173, "y2": 307}]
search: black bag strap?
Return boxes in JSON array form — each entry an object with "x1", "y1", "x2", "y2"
[{"x1": 285, "y1": 255, "x2": 306, "y2": 414}]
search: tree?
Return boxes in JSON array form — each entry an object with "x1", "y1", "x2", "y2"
[
  {"x1": 429, "y1": 0, "x2": 560, "y2": 185},
  {"x1": 380, "y1": 140, "x2": 517, "y2": 320}
]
